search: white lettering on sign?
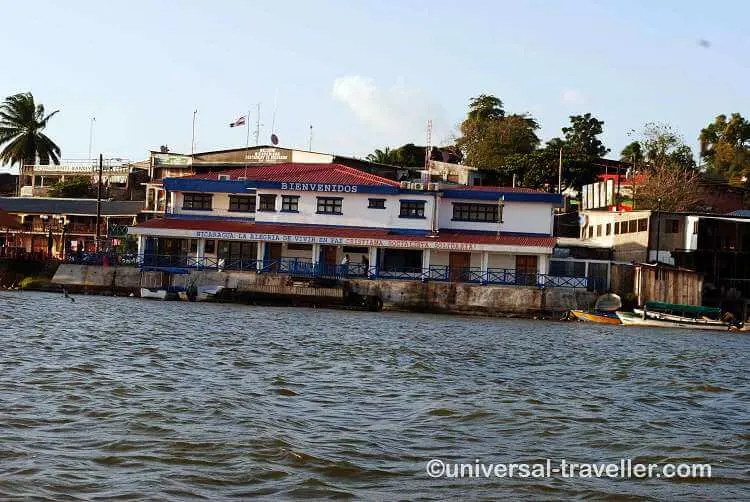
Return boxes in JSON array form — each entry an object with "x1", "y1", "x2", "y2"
[
  {"x1": 280, "y1": 182, "x2": 358, "y2": 193},
  {"x1": 194, "y1": 231, "x2": 475, "y2": 250},
  {"x1": 245, "y1": 148, "x2": 290, "y2": 163}
]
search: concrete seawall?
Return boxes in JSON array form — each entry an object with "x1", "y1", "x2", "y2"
[
  {"x1": 345, "y1": 279, "x2": 596, "y2": 317},
  {"x1": 51, "y1": 264, "x2": 597, "y2": 316}
]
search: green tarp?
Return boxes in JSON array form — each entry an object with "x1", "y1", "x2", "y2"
[{"x1": 645, "y1": 301, "x2": 721, "y2": 316}]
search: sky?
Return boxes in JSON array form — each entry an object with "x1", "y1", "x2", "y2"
[{"x1": 0, "y1": 0, "x2": 748, "y2": 173}]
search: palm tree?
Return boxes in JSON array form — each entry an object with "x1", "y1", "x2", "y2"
[
  {"x1": 366, "y1": 146, "x2": 401, "y2": 165},
  {"x1": 0, "y1": 92, "x2": 61, "y2": 168}
]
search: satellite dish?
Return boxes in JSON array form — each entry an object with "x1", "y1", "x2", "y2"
[
  {"x1": 271, "y1": 134, "x2": 279, "y2": 145},
  {"x1": 578, "y1": 214, "x2": 588, "y2": 226}
]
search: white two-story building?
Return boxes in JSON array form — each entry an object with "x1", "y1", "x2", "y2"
[{"x1": 128, "y1": 163, "x2": 563, "y2": 285}]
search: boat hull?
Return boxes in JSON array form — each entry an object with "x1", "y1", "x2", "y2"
[
  {"x1": 140, "y1": 288, "x2": 167, "y2": 300},
  {"x1": 617, "y1": 312, "x2": 729, "y2": 331},
  {"x1": 570, "y1": 310, "x2": 622, "y2": 325}
]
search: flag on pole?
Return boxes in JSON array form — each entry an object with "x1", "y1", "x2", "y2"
[{"x1": 229, "y1": 115, "x2": 246, "y2": 127}]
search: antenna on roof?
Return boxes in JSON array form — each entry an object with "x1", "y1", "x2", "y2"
[
  {"x1": 254, "y1": 103, "x2": 262, "y2": 146},
  {"x1": 308, "y1": 125, "x2": 313, "y2": 151},
  {"x1": 424, "y1": 120, "x2": 432, "y2": 183}
]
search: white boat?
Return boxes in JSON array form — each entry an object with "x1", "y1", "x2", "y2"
[
  {"x1": 617, "y1": 301, "x2": 729, "y2": 331},
  {"x1": 617, "y1": 311, "x2": 728, "y2": 331},
  {"x1": 140, "y1": 287, "x2": 168, "y2": 300},
  {"x1": 178, "y1": 285, "x2": 224, "y2": 302}
]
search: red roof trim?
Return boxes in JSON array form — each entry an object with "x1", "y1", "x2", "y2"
[{"x1": 133, "y1": 218, "x2": 555, "y2": 247}]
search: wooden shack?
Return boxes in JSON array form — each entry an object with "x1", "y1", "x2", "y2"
[{"x1": 634, "y1": 263, "x2": 703, "y2": 306}]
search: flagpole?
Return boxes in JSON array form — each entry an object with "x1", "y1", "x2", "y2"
[
  {"x1": 191, "y1": 109, "x2": 197, "y2": 156},
  {"x1": 244, "y1": 109, "x2": 251, "y2": 178}
]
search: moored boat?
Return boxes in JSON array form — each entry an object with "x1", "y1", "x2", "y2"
[
  {"x1": 567, "y1": 293, "x2": 623, "y2": 325},
  {"x1": 569, "y1": 310, "x2": 622, "y2": 325},
  {"x1": 617, "y1": 301, "x2": 729, "y2": 331}
]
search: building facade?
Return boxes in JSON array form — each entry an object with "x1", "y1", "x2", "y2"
[
  {"x1": 129, "y1": 163, "x2": 565, "y2": 286},
  {"x1": 0, "y1": 197, "x2": 144, "y2": 259}
]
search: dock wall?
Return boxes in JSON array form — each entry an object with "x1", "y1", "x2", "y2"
[{"x1": 51, "y1": 265, "x2": 597, "y2": 316}]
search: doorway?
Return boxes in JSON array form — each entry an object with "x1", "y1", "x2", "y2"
[
  {"x1": 268, "y1": 242, "x2": 282, "y2": 272},
  {"x1": 515, "y1": 255, "x2": 538, "y2": 286},
  {"x1": 449, "y1": 252, "x2": 471, "y2": 282}
]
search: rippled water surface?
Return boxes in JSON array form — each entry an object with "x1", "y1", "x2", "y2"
[{"x1": 1, "y1": 291, "x2": 749, "y2": 500}]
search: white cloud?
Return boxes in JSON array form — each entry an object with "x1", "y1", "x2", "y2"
[
  {"x1": 332, "y1": 76, "x2": 448, "y2": 149},
  {"x1": 561, "y1": 89, "x2": 586, "y2": 105}
]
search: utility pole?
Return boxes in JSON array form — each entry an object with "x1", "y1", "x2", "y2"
[
  {"x1": 558, "y1": 147, "x2": 563, "y2": 194},
  {"x1": 95, "y1": 154, "x2": 103, "y2": 252},
  {"x1": 308, "y1": 125, "x2": 313, "y2": 151}
]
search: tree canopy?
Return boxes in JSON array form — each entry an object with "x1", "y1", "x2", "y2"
[
  {"x1": 0, "y1": 92, "x2": 61, "y2": 167},
  {"x1": 47, "y1": 176, "x2": 94, "y2": 198},
  {"x1": 631, "y1": 123, "x2": 700, "y2": 211},
  {"x1": 455, "y1": 94, "x2": 540, "y2": 175},
  {"x1": 699, "y1": 113, "x2": 750, "y2": 181}
]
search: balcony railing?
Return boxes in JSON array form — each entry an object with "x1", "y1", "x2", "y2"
[{"x1": 63, "y1": 252, "x2": 594, "y2": 289}]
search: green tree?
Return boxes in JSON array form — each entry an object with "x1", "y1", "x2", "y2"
[
  {"x1": 47, "y1": 176, "x2": 94, "y2": 198},
  {"x1": 456, "y1": 93, "x2": 540, "y2": 170},
  {"x1": 641, "y1": 122, "x2": 696, "y2": 171},
  {"x1": 365, "y1": 146, "x2": 401, "y2": 165},
  {"x1": 699, "y1": 113, "x2": 750, "y2": 180},
  {"x1": 0, "y1": 92, "x2": 61, "y2": 167},
  {"x1": 560, "y1": 113, "x2": 610, "y2": 188},
  {"x1": 620, "y1": 141, "x2": 644, "y2": 164},
  {"x1": 633, "y1": 123, "x2": 700, "y2": 210}
]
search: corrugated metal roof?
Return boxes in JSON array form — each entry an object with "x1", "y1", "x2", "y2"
[
  {"x1": 727, "y1": 209, "x2": 750, "y2": 218},
  {"x1": 0, "y1": 197, "x2": 144, "y2": 215},
  {"x1": 186, "y1": 163, "x2": 401, "y2": 187},
  {"x1": 133, "y1": 218, "x2": 555, "y2": 248}
]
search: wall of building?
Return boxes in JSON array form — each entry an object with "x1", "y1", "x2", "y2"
[
  {"x1": 253, "y1": 190, "x2": 435, "y2": 231},
  {"x1": 438, "y1": 199, "x2": 554, "y2": 235},
  {"x1": 581, "y1": 210, "x2": 651, "y2": 262}
]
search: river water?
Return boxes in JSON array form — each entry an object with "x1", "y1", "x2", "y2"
[{"x1": 0, "y1": 291, "x2": 748, "y2": 500}]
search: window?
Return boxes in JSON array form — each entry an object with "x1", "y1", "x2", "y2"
[
  {"x1": 666, "y1": 219, "x2": 679, "y2": 233},
  {"x1": 258, "y1": 194, "x2": 276, "y2": 211},
  {"x1": 317, "y1": 197, "x2": 343, "y2": 214},
  {"x1": 549, "y1": 260, "x2": 586, "y2": 277},
  {"x1": 638, "y1": 218, "x2": 648, "y2": 232},
  {"x1": 596, "y1": 224, "x2": 602, "y2": 237},
  {"x1": 588, "y1": 226, "x2": 594, "y2": 238},
  {"x1": 606, "y1": 223, "x2": 611, "y2": 236},
  {"x1": 628, "y1": 220, "x2": 637, "y2": 233},
  {"x1": 368, "y1": 198, "x2": 386, "y2": 209},
  {"x1": 281, "y1": 195, "x2": 299, "y2": 212},
  {"x1": 400, "y1": 200, "x2": 426, "y2": 218},
  {"x1": 614, "y1": 222, "x2": 620, "y2": 235},
  {"x1": 205, "y1": 239, "x2": 216, "y2": 254},
  {"x1": 693, "y1": 221, "x2": 699, "y2": 235},
  {"x1": 182, "y1": 193, "x2": 212, "y2": 210},
  {"x1": 452, "y1": 203, "x2": 498, "y2": 222},
  {"x1": 229, "y1": 195, "x2": 255, "y2": 212}
]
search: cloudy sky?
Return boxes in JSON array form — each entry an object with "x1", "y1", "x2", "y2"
[{"x1": 0, "y1": 0, "x2": 747, "y2": 172}]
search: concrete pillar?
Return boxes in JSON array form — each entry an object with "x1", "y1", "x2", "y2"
[
  {"x1": 481, "y1": 251, "x2": 489, "y2": 285},
  {"x1": 257, "y1": 241, "x2": 266, "y2": 272},
  {"x1": 368, "y1": 246, "x2": 377, "y2": 279},
  {"x1": 169, "y1": 192, "x2": 176, "y2": 213},
  {"x1": 421, "y1": 248, "x2": 431, "y2": 281},
  {"x1": 312, "y1": 243, "x2": 321, "y2": 264},
  {"x1": 196, "y1": 238, "x2": 205, "y2": 267},
  {"x1": 137, "y1": 235, "x2": 145, "y2": 256},
  {"x1": 537, "y1": 254, "x2": 549, "y2": 287}
]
